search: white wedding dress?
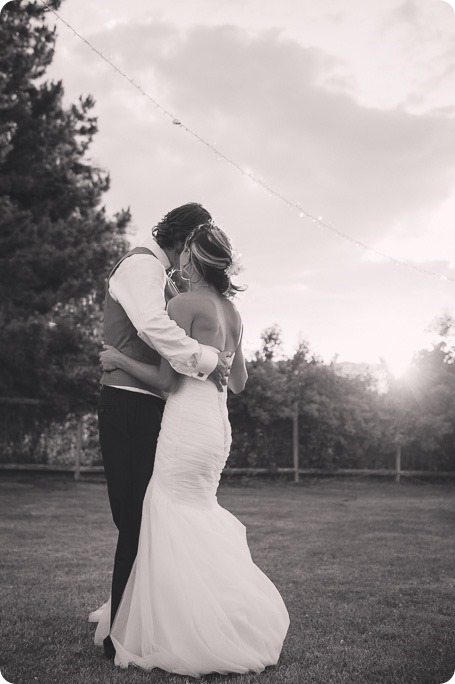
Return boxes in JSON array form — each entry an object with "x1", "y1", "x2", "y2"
[{"x1": 89, "y1": 348, "x2": 289, "y2": 677}]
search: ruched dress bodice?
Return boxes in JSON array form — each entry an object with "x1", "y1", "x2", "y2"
[{"x1": 151, "y1": 371, "x2": 231, "y2": 510}]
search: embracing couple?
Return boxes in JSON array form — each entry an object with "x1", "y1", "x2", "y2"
[{"x1": 88, "y1": 203, "x2": 289, "y2": 677}]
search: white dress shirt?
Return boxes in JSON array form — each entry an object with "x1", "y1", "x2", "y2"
[{"x1": 108, "y1": 235, "x2": 218, "y2": 397}]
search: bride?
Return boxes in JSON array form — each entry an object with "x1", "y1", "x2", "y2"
[{"x1": 90, "y1": 223, "x2": 289, "y2": 677}]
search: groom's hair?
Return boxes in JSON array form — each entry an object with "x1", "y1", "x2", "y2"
[{"x1": 152, "y1": 203, "x2": 212, "y2": 250}]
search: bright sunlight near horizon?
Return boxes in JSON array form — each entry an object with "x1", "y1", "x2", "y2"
[{"x1": 384, "y1": 353, "x2": 414, "y2": 379}]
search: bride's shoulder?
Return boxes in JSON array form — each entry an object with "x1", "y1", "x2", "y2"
[
  {"x1": 167, "y1": 291, "x2": 193, "y2": 311},
  {"x1": 167, "y1": 291, "x2": 213, "y2": 315},
  {"x1": 166, "y1": 292, "x2": 202, "y2": 328},
  {"x1": 222, "y1": 297, "x2": 241, "y2": 321}
]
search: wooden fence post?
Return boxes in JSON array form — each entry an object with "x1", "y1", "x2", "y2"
[
  {"x1": 74, "y1": 417, "x2": 83, "y2": 482},
  {"x1": 395, "y1": 442, "x2": 401, "y2": 483},
  {"x1": 292, "y1": 403, "x2": 299, "y2": 483}
]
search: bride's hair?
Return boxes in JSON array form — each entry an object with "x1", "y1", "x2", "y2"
[{"x1": 184, "y1": 224, "x2": 246, "y2": 298}]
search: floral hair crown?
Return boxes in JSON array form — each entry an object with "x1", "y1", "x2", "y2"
[
  {"x1": 225, "y1": 248, "x2": 244, "y2": 277},
  {"x1": 188, "y1": 223, "x2": 244, "y2": 278}
]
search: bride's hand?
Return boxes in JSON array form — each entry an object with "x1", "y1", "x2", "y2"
[{"x1": 99, "y1": 345, "x2": 124, "y2": 372}]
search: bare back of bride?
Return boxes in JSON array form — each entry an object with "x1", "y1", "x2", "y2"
[{"x1": 90, "y1": 224, "x2": 289, "y2": 677}]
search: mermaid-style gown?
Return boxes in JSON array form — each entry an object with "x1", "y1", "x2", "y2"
[{"x1": 89, "y1": 349, "x2": 289, "y2": 677}]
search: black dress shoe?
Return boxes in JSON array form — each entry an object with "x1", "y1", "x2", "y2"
[{"x1": 103, "y1": 635, "x2": 116, "y2": 660}]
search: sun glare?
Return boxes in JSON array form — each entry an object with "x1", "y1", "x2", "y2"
[{"x1": 384, "y1": 353, "x2": 413, "y2": 379}]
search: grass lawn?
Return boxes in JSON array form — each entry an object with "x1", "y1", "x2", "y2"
[{"x1": 0, "y1": 475, "x2": 454, "y2": 684}]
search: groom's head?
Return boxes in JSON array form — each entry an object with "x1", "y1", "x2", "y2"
[{"x1": 152, "y1": 203, "x2": 212, "y2": 266}]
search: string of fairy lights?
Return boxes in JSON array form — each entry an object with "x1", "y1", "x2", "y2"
[{"x1": 38, "y1": 0, "x2": 455, "y2": 284}]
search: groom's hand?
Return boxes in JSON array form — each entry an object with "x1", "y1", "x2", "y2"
[
  {"x1": 208, "y1": 351, "x2": 232, "y2": 392},
  {"x1": 99, "y1": 344, "x2": 123, "y2": 372}
]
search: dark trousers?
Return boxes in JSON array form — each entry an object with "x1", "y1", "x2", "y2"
[{"x1": 97, "y1": 385, "x2": 165, "y2": 627}]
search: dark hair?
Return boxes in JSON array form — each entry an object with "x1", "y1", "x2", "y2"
[
  {"x1": 152, "y1": 203, "x2": 212, "y2": 250},
  {"x1": 183, "y1": 224, "x2": 246, "y2": 298}
]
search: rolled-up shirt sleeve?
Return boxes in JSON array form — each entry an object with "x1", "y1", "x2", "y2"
[{"x1": 109, "y1": 253, "x2": 218, "y2": 379}]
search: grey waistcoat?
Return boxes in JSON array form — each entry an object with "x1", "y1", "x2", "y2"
[{"x1": 100, "y1": 247, "x2": 178, "y2": 397}]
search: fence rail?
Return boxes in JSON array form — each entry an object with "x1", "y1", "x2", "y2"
[
  {"x1": 1, "y1": 463, "x2": 454, "y2": 480},
  {"x1": 1, "y1": 401, "x2": 454, "y2": 481}
]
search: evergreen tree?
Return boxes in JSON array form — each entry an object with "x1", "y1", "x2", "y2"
[{"x1": 0, "y1": 0, "x2": 129, "y2": 413}]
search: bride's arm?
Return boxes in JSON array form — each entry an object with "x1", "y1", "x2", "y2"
[
  {"x1": 100, "y1": 345, "x2": 179, "y2": 393},
  {"x1": 228, "y1": 333, "x2": 248, "y2": 394}
]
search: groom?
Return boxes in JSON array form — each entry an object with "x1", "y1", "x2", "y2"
[{"x1": 98, "y1": 203, "x2": 230, "y2": 659}]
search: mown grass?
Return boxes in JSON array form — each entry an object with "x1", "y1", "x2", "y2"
[{"x1": 1, "y1": 475, "x2": 454, "y2": 684}]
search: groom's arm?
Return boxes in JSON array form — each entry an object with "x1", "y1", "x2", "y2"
[{"x1": 109, "y1": 253, "x2": 218, "y2": 380}]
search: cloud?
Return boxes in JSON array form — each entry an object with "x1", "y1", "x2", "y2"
[
  {"x1": 50, "y1": 11, "x2": 455, "y2": 267},
  {"x1": 86, "y1": 19, "x2": 455, "y2": 240},
  {"x1": 53, "y1": 15, "x2": 455, "y2": 274},
  {"x1": 46, "y1": 4, "x2": 455, "y2": 363}
]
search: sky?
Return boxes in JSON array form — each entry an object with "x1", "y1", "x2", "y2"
[{"x1": 44, "y1": 0, "x2": 455, "y2": 373}]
